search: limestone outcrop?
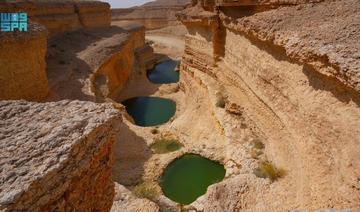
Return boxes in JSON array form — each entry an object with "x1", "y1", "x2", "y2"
[
  {"x1": 112, "y1": 0, "x2": 190, "y2": 30},
  {"x1": 0, "y1": 22, "x2": 48, "y2": 101},
  {"x1": 46, "y1": 24, "x2": 155, "y2": 102},
  {"x1": 111, "y1": 183, "x2": 159, "y2": 212},
  {"x1": 0, "y1": 100, "x2": 122, "y2": 211},
  {"x1": 178, "y1": 0, "x2": 360, "y2": 210},
  {"x1": 0, "y1": 0, "x2": 111, "y2": 37}
]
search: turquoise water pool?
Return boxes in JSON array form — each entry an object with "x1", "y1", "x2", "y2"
[
  {"x1": 160, "y1": 154, "x2": 226, "y2": 204},
  {"x1": 122, "y1": 96, "x2": 176, "y2": 127},
  {"x1": 147, "y1": 60, "x2": 180, "y2": 84}
]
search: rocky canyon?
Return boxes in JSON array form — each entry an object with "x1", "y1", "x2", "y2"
[{"x1": 0, "y1": 0, "x2": 359, "y2": 211}]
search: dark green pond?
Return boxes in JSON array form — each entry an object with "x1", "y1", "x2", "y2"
[
  {"x1": 147, "y1": 60, "x2": 180, "y2": 84},
  {"x1": 122, "y1": 97, "x2": 176, "y2": 127},
  {"x1": 160, "y1": 154, "x2": 226, "y2": 204}
]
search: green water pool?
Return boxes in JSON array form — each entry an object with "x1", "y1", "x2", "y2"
[
  {"x1": 122, "y1": 96, "x2": 176, "y2": 127},
  {"x1": 147, "y1": 60, "x2": 180, "y2": 84},
  {"x1": 160, "y1": 154, "x2": 226, "y2": 204}
]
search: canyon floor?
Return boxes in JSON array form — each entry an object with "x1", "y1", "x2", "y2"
[
  {"x1": 1, "y1": 0, "x2": 360, "y2": 211},
  {"x1": 109, "y1": 26, "x2": 278, "y2": 211}
]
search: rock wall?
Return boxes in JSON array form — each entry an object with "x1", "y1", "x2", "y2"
[
  {"x1": 0, "y1": 0, "x2": 111, "y2": 37},
  {"x1": 0, "y1": 22, "x2": 48, "y2": 101},
  {"x1": 112, "y1": 0, "x2": 190, "y2": 30},
  {"x1": 178, "y1": 0, "x2": 360, "y2": 210},
  {"x1": 0, "y1": 100, "x2": 122, "y2": 211},
  {"x1": 43, "y1": 23, "x2": 154, "y2": 102},
  {"x1": 0, "y1": 0, "x2": 112, "y2": 101},
  {"x1": 94, "y1": 25, "x2": 147, "y2": 100}
]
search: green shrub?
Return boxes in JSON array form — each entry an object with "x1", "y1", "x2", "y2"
[
  {"x1": 133, "y1": 181, "x2": 161, "y2": 201},
  {"x1": 253, "y1": 160, "x2": 285, "y2": 181},
  {"x1": 151, "y1": 138, "x2": 183, "y2": 154}
]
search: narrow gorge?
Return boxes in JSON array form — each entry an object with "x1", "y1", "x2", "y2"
[{"x1": 0, "y1": 0, "x2": 359, "y2": 211}]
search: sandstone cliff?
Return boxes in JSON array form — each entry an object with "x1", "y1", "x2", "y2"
[
  {"x1": 0, "y1": 22, "x2": 48, "y2": 101},
  {"x1": 112, "y1": 0, "x2": 190, "y2": 30},
  {"x1": 0, "y1": 100, "x2": 122, "y2": 211},
  {"x1": 0, "y1": 0, "x2": 111, "y2": 37},
  {"x1": 178, "y1": 0, "x2": 360, "y2": 210},
  {"x1": 45, "y1": 24, "x2": 155, "y2": 102}
]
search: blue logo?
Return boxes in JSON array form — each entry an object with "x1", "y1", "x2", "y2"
[{"x1": 0, "y1": 13, "x2": 28, "y2": 32}]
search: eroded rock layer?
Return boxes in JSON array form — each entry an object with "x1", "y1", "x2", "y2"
[
  {"x1": 0, "y1": 0, "x2": 111, "y2": 37},
  {"x1": 112, "y1": 0, "x2": 190, "y2": 30},
  {"x1": 46, "y1": 24, "x2": 155, "y2": 102},
  {"x1": 0, "y1": 22, "x2": 48, "y2": 101},
  {"x1": 0, "y1": 100, "x2": 122, "y2": 211},
  {"x1": 178, "y1": 0, "x2": 360, "y2": 210}
]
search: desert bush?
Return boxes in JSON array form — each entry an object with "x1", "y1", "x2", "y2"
[
  {"x1": 253, "y1": 160, "x2": 285, "y2": 181},
  {"x1": 133, "y1": 181, "x2": 161, "y2": 201}
]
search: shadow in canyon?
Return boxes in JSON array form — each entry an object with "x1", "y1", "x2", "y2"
[
  {"x1": 112, "y1": 122, "x2": 152, "y2": 186},
  {"x1": 44, "y1": 26, "x2": 130, "y2": 102},
  {"x1": 115, "y1": 53, "x2": 172, "y2": 102}
]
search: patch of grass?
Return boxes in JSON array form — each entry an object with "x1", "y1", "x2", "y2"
[
  {"x1": 151, "y1": 138, "x2": 183, "y2": 154},
  {"x1": 151, "y1": 128, "x2": 159, "y2": 134},
  {"x1": 253, "y1": 160, "x2": 285, "y2": 181},
  {"x1": 133, "y1": 181, "x2": 161, "y2": 201}
]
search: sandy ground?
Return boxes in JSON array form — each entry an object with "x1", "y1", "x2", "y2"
[{"x1": 146, "y1": 33, "x2": 185, "y2": 60}]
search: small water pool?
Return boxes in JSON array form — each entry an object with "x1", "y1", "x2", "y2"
[
  {"x1": 160, "y1": 154, "x2": 226, "y2": 204},
  {"x1": 147, "y1": 60, "x2": 180, "y2": 84},
  {"x1": 122, "y1": 97, "x2": 176, "y2": 127}
]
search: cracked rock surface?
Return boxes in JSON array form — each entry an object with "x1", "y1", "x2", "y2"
[{"x1": 0, "y1": 100, "x2": 122, "y2": 211}]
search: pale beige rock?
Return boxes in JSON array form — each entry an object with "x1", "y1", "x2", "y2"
[
  {"x1": 45, "y1": 24, "x2": 155, "y2": 102},
  {"x1": 0, "y1": 100, "x2": 122, "y2": 211},
  {"x1": 0, "y1": 0, "x2": 111, "y2": 37},
  {"x1": 112, "y1": 0, "x2": 190, "y2": 30},
  {"x1": 177, "y1": 0, "x2": 360, "y2": 210},
  {"x1": 111, "y1": 183, "x2": 159, "y2": 212},
  {"x1": 0, "y1": 22, "x2": 48, "y2": 101}
]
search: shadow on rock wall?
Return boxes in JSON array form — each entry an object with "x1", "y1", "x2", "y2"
[{"x1": 112, "y1": 122, "x2": 152, "y2": 186}]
